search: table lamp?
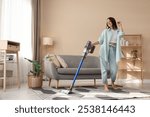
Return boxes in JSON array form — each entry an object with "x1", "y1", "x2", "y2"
[{"x1": 43, "y1": 37, "x2": 53, "y2": 46}]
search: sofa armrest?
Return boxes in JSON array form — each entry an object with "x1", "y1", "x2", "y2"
[{"x1": 44, "y1": 59, "x2": 59, "y2": 79}]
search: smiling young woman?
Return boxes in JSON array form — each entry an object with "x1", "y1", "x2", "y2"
[{"x1": 92, "y1": 17, "x2": 124, "y2": 91}]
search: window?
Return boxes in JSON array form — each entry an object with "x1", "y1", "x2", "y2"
[{"x1": 0, "y1": 0, "x2": 33, "y2": 82}]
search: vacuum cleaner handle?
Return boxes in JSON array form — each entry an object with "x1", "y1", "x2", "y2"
[
  {"x1": 89, "y1": 45, "x2": 95, "y2": 53},
  {"x1": 82, "y1": 41, "x2": 93, "y2": 56},
  {"x1": 82, "y1": 41, "x2": 95, "y2": 55}
]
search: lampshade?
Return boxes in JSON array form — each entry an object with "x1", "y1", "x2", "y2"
[{"x1": 43, "y1": 37, "x2": 53, "y2": 45}]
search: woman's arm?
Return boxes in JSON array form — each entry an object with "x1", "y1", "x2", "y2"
[
  {"x1": 117, "y1": 21, "x2": 123, "y2": 32},
  {"x1": 117, "y1": 21, "x2": 124, "y2": 37},
  {"x1": 92, "y1": 29, "x2": 106, "y2": 46},
  {"x1": 92, "y1": 41, "x2": 99, "y2": 46}
]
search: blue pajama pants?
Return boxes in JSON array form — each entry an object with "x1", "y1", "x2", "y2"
[{"x1": 100, "y1": 46, "x2": 118, "y2": 84}]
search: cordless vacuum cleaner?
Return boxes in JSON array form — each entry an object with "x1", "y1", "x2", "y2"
[{"x1": 61, "y1": 41, "x2": 95, "y2": 94}]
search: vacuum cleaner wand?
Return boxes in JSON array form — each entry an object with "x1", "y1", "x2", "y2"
[{"x1": 61, "y1": 41, "x2": 95, "y2": 94}]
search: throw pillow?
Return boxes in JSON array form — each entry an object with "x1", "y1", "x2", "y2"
[
  {"x1": 45, "y1": 54, "x2": 61, "y2": 68},
  {"x1": 56, "y1": 55, "x2": 68, "y2": 68}
]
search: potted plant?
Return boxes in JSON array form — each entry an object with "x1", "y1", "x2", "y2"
[{"x1": 24, "y1": 58, "x2": 43, "y2": 88}]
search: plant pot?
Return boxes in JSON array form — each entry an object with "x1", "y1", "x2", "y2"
[{"x1": 28, "y1": 75, "x2": 42, "y2": 88}]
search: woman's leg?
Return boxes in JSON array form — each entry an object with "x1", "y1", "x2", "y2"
[
  {"x1": 100, "y1": 57, "x2": 109, "y2": 91},
  {"x1": 108, "y1": 46, "x2": 118, "y2": 88}
]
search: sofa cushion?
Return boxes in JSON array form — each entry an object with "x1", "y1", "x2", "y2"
[
  {"x1": 45, "y1": 54, "x2": 61, "y2": 68},
  {"x1": 57, "y1": 68, "x2": 101, "y2": 75},
  {"x1": 56, "y1": 55, "x2": 68, "y2": 68}
]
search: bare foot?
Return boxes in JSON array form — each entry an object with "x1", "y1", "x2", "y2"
[
  {"x1": 111, "y1": 82, "x2": 118, "y2": 89},
  {"x1": 104, "y1": 84, "x2": 109, "y2": 92}
]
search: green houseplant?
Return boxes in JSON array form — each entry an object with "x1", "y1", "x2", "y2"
[{"x1": 24, "y1": 58, "x2": 43, "y2": 88}]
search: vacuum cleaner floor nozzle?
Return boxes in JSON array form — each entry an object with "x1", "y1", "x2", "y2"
[{"x1": 60, "y1": 90, "x2": 72, "y2": 94}]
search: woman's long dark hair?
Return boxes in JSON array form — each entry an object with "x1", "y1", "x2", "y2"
[{"x1": 106, "y1": 17, "x2": 118, "y2": 30}]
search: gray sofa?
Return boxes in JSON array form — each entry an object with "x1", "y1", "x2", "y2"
[{"x1": 44, "y1": 55, "x2": 110, "y2": 88}]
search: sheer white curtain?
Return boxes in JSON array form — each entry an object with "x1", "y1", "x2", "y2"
[{"x1": 0, "y1": 0, "x2": 33, "y2": 82}]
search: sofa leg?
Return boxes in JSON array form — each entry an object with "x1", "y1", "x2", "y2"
[
  {"x1": 94, "y1": 79, "x2": 96, "y2": 87},
  {"x1": 56, "y1": 80, "x2": 59, "y2": 89},
  {"x1": 49, "y1": 78, "x2": 51, "y2": 87}
]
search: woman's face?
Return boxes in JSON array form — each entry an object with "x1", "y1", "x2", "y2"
[{"x1": 107, "y1": 19, "x2": 112, "y2": 28}]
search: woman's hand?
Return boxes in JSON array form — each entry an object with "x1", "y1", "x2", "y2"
[
  {"x1": 117, "y1": 21, "x2": 123, "y2": 32},
  {"x1": 92, "y1": 41, "x2": 99, "y2": 46}
]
